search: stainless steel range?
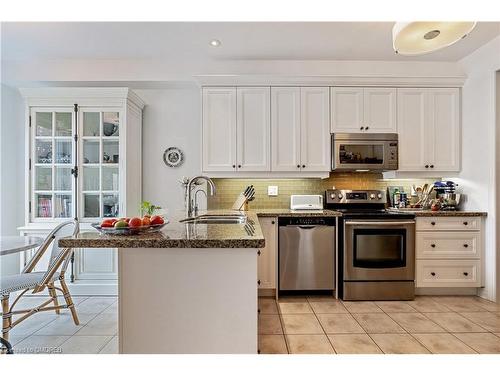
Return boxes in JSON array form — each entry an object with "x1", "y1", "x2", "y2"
[{"x1": 325, "y1": 189, "x2": 416, "y2": 301}]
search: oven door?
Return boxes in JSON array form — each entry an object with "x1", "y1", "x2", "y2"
[
  {"x1": 344, "y1": 220, "x2": 415, "y2": 281},
  {"x1": 332, "y1": 139, "x2": 395, "y2": 171}
]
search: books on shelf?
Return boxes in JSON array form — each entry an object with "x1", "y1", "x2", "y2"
[{"x1": 37, "y1": 197, "x2": 52, "y2": 218}]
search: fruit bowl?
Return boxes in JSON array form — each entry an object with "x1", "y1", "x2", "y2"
[{"x1": 91, "y1": 221, "x2": 168, "y2": 235}]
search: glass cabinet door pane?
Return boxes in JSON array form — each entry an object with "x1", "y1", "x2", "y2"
[
  {"x1": 55, "y1": 167, "x2": 72, "y2": 191},
  {"x1": 102, "y1": 140, "x2": 119, "y2": 164},
  {"x1": 83, "y1": 140, "x2": 99, "y2": 164},
  {"x1": 35, "y1": 166, "x2": 52, "y2": 190},
  {"x1": 35, "y1": 140, "x2": 53, "y2": 164},
  {"x1": 82, "y1": 166, "x2": 99, "y2": 191},
  {"x1": 102, "y1": 112, "x2": 119, "y2": 136},
  {"x1": 83, "y1": 112, "x2": 100, "y2": 136},
  {"x1": 102, "y1": 167, "x2": 119, "y2": 191},
  {"x1": 55, "y1": 139, "x2": 72, "y2": 164},
  {"x1": 36, "y1": 112, "x2": 52, "y2": 136},
  {"x1": 103, "y1": 194, "x2": 119, "y2": 218},
  {"x1": 55, "y1": 112, "x2": 72, "y2": 136},
  {"x1": 54, "y1": 194, "x2": 72, "y2": 218},
  {"x1": 36, "y1": 193, "x2": 53, "y2": 218},
  {"x1": 83, "y1": 194, "x2": 100, "y2": 217}
]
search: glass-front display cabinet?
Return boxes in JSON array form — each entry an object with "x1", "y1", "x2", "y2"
[{"x1": 19, "y1": 88, "x2": 144, "y2": 295}]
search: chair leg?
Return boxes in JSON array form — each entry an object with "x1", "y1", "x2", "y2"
[
  {"x1": 60, "y1": 278, "x2": 79, "y2": 325},
  {"x1": 1, "y1": 294, "x2": 11, "y2": 343},
  {"x1": 48, "y1": 283, "x2": 60, "y2": 315}
]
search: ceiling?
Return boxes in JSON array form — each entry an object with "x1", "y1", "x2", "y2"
[{"x1": 2, "y1": 22, "x2": 500, "y2": 62}]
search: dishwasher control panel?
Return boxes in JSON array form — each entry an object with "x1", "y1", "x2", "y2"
[{"x1": 279, "y1": 217, "x2": 336, "y2": 226}]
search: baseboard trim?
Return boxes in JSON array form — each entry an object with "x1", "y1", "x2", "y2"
[{"x1": 415, "y1": 287, "x2": 480, "y2": 296}]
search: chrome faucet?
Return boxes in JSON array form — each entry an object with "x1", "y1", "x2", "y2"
[{"x1": 186, "y1": 176, "x2": 216, "y2": 217}]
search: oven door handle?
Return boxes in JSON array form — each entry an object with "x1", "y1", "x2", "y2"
[{"x1": 345, "y1": 221, "x2": 415, "y2": 226}]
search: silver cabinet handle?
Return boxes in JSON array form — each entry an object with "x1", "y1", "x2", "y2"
[{"x1": 345, "y1": 221, "x2": 415, "y2": 226}]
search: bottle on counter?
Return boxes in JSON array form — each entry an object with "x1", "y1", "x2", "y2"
[
  {"x1": 393, "y1": 189, "x2": 401, "y2": 208},
  {"x1": 399, "y1": 193, "x2": 407, "y2": 208}
]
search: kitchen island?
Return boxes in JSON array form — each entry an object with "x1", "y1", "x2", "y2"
[{"x1": 59, "y1": 211, "x2": 264, "y2": 354}]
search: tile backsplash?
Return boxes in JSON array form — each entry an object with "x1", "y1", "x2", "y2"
[{"x1": 207, "y1": 173, "x2": 438, "y2": 209}]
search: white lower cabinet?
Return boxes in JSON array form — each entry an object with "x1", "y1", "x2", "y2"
[
  {"x1": 415, "y1": 216, "x2": 483, "y2": 289},
  {"x1": 257, "y1": 217, "x2": 277, "y2": 291}
]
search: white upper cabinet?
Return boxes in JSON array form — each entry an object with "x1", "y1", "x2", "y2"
[
  {"x1": 427, "y1": 88, "x2": 460, "y2": 172},
  {"x1": 271, "y1": 87, "x2": 301, "y2": 172},
  {"x1": 300, "y1": 87, "x2": 331, "y2": 171},
  {"x1": 237, "y1": 87, "x2": 271, "y2": 171},
  {"x1": 202, "y1": 87, "x2": 237, "y2": 172},
  {"x1": 331, "y1": 87, "x2": 397, "y2": 133},
  {"x1": 398, "y1": 89, "x2": 428, "y2": 171},
  {"x1": 363, "y1": 88, "x2": 397, "y2": 132},
  {"x1": 397, "y1": 88, "x2": 460, "y2": 172},
  {"x1": 330, "y1": 87, "x2": 363, "y2": 132}
]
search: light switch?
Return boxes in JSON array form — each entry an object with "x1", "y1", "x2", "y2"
[{"x1": 268, "y1": 186, "x2": 278, "y2": 196}]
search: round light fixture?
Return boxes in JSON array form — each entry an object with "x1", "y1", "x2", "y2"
[
  {"x1": 392, "y1": 22, "x2": 476, "y2": 55},
  {"x1": 209, "y1": 39, "x2": 221, "y2": 47}
]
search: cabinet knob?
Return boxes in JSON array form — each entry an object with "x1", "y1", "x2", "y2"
[
  {"x1": 271, "y1": 220, "x2": 275, "y2": 225},
  {"x1": 463, "y1": 221, "x2": 468, "y2": 226},
  {"x1": 463, "y1": 272, "x2": 469, "y2": 276},
  {"x1": 431, "y1": 272, "x2": 436, "y2": 276},
  {"x1": 430, "y1": 165, "x2": 434, "y2": 168},
  {"x1": 463, "y1": 244, "x2": 469, "y2": 248},
  {"x1": 258, "y1": 308, "x2": 261, "y2": 314},
  {"x1": 431, "y1": 221, "x2": 436, "y2": 226},
  {"x1": 257, "y1": 279, "x2": 261, "y2": 286},
  {"x1": 360, "y1": 126, "x2": 364, "y2": 130},
  {"x1": 425, "y1": 165, "x2": 429, "y2": 168},
  {"x1": 297, "y1": 164, "x2": 301, "y2": 168},
  {"x1": 238, "y1": 165, "x2": 242, "y2": 168},
  {"x1": 232, "y1": 165, "x2": 236, "y2": 168},
  {"x1": 431, "y1": 244, "x2": 436, "y2": 248},
  {"x1": 302, "y1": 165, "x2": 306, "y2": 168},
  {"x1": 257, "y1": 250, "x2": 261, "y2": 256},
  {"x1": 365, "y1": 126, "x2": 369, "y2": 130}
]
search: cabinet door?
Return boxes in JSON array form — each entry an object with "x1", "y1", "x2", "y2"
[
  {"x1": 397, "y1": 89, "x2": 428, "y2": 171},
  {"x1": 364, "y1": 88, "x2": 397, "y2": 132},
  {"x1": 271, "y1": 87, "x2": 301, "y2": 171},
  {"x1": 236, "y1": 87, "x2": 270, "y2": 171},
  {"x1": 330, "y1": 87, "x2": 364, "y2": 132},
  {"x1": 428, "y1": 88, "x2": 460, "y2": 172},
  {"x1": 202, "y1": 87, "x2": 237, "y2": 172},
  {"x1": 258, "y1": 217, "x2": 277, "y2": 289},
  {"x1": 300, "y1": 87, "x2": 331, "y2": 171}
]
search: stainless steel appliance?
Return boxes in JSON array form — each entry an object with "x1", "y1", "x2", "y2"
[
  {"x1": 331, "y1": 133, "x2": 398, "y2": 171},
  {"x1": 279, "y1": 217, "x2": 336, "y2": 291},
  {"x1": 325, "y1": 189, "x2": 416, "y2": 300}
]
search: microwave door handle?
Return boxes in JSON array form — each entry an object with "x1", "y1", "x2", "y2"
[{"x1": 345, "y1": 221, "x2": 415, "y2": 226}]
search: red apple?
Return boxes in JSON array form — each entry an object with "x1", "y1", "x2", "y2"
[
  {"x1": 150, "y1": 215, "x2": 164, "y2": 225},
  {"x1": 129, "y1": 217, "x2": 143, "y2": 228}
]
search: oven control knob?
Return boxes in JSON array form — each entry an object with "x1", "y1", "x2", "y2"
[
  {"x1": 337, "y1": 193, "x2": 343, "y2": 200},
  {"x1": 369, "y1": 193, "x2": 375, "y2": 199},
  {"x1": 377, "y1": 193, "x2": 382, "y2": 200},
  {"x1": 330, "y1": 193, "x2": 335, "y2": 200}
]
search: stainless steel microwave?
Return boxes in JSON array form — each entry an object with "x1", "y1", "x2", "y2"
[{"x1": 331, "y1": 133, "x2": 398, "y2": 172}]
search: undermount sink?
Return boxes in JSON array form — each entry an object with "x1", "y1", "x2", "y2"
[{"x1": 179, "y1": 214, "x2": 247, "y2": 225}]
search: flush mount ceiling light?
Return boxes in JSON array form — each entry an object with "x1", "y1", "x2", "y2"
[
  {"x1": 392, "y1": 22, "x2": 476, "y2": 55},
  {"x1": 209, "y1": 39, "x2": 221, "y2": 47}
]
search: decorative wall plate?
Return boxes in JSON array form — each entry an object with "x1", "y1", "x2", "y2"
[{"x1": 163, "y1": 147, "x2": 184, "y2": 168}]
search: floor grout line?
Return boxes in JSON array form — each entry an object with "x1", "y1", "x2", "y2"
[{"x1": 306, "y1": 299, "x2": 337, "y2": 354}]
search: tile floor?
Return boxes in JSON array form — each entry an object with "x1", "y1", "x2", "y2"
[
  {"x1": 258, "y1": 295, "x2": 500, "y2": 354},
  {"x1": 4, "y1": 294, "x2": 500, "y2": 354}
]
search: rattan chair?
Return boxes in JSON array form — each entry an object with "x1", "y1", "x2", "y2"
[{"x1": 1, "y1": 220, "x2": 80, "y2": 344}]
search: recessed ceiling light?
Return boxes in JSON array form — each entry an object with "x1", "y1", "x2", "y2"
[{"x1": 209, "y1": 39, "x2": 221, "y2": 47}]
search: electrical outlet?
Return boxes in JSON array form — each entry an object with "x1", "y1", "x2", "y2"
[{"x1": 268, "y1": 186, "x2": 278, "y2": 196}]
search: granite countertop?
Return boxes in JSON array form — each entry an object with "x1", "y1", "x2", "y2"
[
  {"x1": 253, "y1": 208, "x2": 342, "y2": 217},
  {"x1": 387, "y1": 208, "x2": 487, "y2": 217},
  {"x1": 59, "y1": 211, "x2": 265, "y2": 249}
]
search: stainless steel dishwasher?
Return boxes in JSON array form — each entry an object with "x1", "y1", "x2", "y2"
[{"x1": 279, "y1": 217, "x2": 336, "y2": 291}]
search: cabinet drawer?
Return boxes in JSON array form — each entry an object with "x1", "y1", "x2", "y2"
[
  {"x1": 416, "y1": 260, "x2": 481, "y2": 288},
  {"x1": 416, "y1": 232, "x2": 481, "y2": 259},
  {"x1": 416, "y1": 217, "x2": 481, "y2": 231}
]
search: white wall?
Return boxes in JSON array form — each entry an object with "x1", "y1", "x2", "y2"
[
  {"x1": 0, "y1": 83, "x2": 25, "y2": 276},
  {"x1": 136, "y1": 87, "x2": 202, "y2": 216},
  {"x1": 453, "y1": 35, "x2": 500, "y2": 301}
]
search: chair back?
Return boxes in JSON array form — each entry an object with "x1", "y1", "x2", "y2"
[{"x1": 22, "y1": 220, "x2": 79, "y2": 292}]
